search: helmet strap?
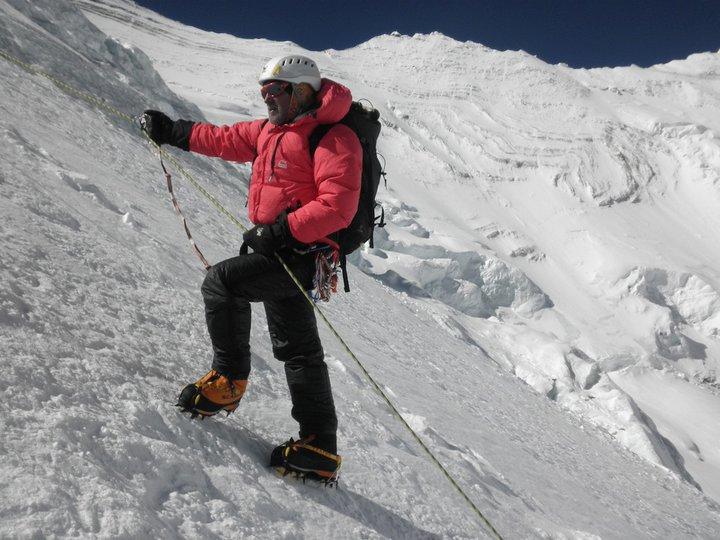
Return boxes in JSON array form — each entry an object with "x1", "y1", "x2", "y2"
[{"x1": 287, "y1": 84, "x2": 300, "y2": 121}]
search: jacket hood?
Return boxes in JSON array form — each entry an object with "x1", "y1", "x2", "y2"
[{"x1": 314, "y1": 78, "x2": 353, "y2": 124}]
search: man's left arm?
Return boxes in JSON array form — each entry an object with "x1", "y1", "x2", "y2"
[{"x1": 288, "y1": 125, "x2": 362, "y2": 243}]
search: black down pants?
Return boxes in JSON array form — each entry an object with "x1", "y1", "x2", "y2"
[{"x1": 200, "y1": 249, "x2": 338, "y2": 448}]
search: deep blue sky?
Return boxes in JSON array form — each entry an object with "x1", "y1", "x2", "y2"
[{"x1": 135, "y1": 0, "x2": 720, "y2": 68}]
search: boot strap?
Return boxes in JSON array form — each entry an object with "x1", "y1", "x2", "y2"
[{"x1": 292, "y1": 441, "x2": 342, "y2": 464}]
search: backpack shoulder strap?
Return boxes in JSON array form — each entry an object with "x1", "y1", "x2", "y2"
[{"x1": 308, "y1": 123, "x2": 335, "y2": 156}]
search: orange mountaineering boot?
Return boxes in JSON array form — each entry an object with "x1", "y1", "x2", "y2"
[{"x1": 176, "y1": 369, "x2": 247, "y2": 419}]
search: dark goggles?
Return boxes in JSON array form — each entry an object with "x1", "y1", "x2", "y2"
[{"x1": 260, "y1": 81, "x2": 291, "y2": 99}]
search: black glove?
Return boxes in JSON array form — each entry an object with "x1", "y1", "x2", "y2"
[
  {"x1": 242, "y1": 212, "x2": 303, "y2": 255},
  {"x1": 139, "y1": 110, "x2": 194, "y2": 150}
]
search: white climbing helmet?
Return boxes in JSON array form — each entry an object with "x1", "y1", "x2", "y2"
[{"x1": 258, "y1": 55, "x2": 321, "y2": 91}]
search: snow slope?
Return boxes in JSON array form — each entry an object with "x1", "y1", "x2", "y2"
[
  {"x1": 78, "y1": 0, "x2": 720, "y2": 505},
  {"x1": 2, "y1": 0, "x2": 720, "y2": 537}
]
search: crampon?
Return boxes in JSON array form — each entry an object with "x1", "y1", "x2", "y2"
[
  {"x1": 270, "y1": 437, "x2": 342, "y2": 487},
  {"x1": 274, "y1": 466, "x2": 341, "y2": 487}
]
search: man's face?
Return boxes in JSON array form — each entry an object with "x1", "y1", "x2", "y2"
[{"x1": 261, "y1": 81, "x2": 293, "y2": 125}]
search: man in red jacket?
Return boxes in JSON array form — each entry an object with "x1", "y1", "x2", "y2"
[{"x1": 142, "y1": 54, "x2": 361, "y2": 481}]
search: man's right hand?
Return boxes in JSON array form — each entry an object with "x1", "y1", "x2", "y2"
[
  {"x1": 139, "y1": 110, "x2": 175, "y2": 146},
  {"x1": 139, "y1": 110, "x2": 195, "y2": 151}
]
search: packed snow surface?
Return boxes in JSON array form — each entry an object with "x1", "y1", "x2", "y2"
[{"x1": 2, "y1": 0, "x2": 720, "y2": 537}]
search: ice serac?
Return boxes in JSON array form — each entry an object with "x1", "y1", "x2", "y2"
[
  {"x1": 0, "y1": 0, "x2": 202, "y2": 123},
  {"x1": 2, "y1": 0, "x2": 720, "y2": 536}
]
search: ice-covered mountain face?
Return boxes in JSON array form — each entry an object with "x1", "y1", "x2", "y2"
[
  {"x1": 3, "y1": 0, "x2": 720, "y2": 537},
  {"x1": 78, "y1": 0, "x2": 720, "y2": 501}
]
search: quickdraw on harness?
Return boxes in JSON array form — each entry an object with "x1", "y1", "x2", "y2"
[
  {"x1": 310, "y1": 240, "x2": 341, "y2": 302},
  {"x1": 284, "y1": 236, "x2": 341, "y2": 303}
]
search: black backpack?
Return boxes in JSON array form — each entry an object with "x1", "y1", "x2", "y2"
[{"x1": 309, "y1": 101, "x2": 385, "y2": 291}]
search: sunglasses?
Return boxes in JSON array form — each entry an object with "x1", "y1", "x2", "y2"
[{"x1": 261, "y1": 81, "x2": 291, "y2": 99}]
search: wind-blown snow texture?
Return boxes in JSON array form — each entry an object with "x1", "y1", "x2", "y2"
[{"x1": 1, "y1": 0, "x2": 720, "y2": 537}]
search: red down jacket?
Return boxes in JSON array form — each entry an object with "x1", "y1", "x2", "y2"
[{"x1": 189, "y1": 79, "x2": 362, "y2": 244}]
